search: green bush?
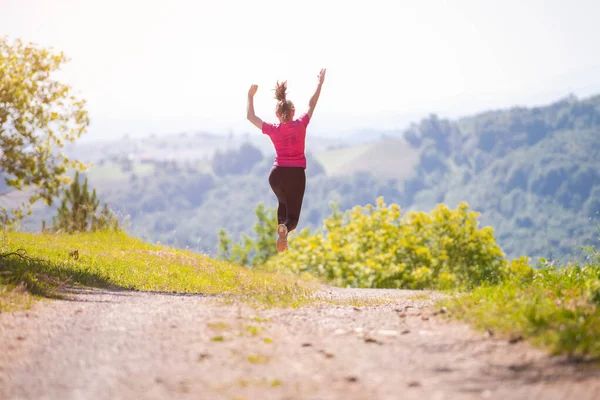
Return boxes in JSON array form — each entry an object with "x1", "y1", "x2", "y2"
[
  {"x1": 218, "y1": 203, "x2": 278, "y2": 267},
  {"x1": 263, "y1": 197, "x2": 514, "y2": 289}
]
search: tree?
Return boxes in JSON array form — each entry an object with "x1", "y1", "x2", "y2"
[
  {"x1": 217, "y1": 203, "x2": 278, "y2": 266},
  {"x1": 1, "y1": 37, "x2": 89, "y2": 225},
  {"x1": 50, "y1": 171, "x2": 119, "y2": 233},
  {"x1": 212, "y1": 143, "x2": 264, "y2": 177}
]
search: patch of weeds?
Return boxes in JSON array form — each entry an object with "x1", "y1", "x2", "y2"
[
  {"x1": 211, "y1": 335, "x2": 225, "y2": 342},
  {"x1": 270, "y1": 379, "x2": 282, "y2": 387},
  {"x1": 251, "y1": 316, "x2": 272, "y2": 323},
  {"x1": 245, "y1": 325, "x2": 263, "y2": 336},
  {"x1": 247, "y1": 353, "x2": 270, "y2": 364},
  {"x1": 0, "y1": 283, "x2": 34, "y2": 312},
  {"x1": 207, "y1": 321, "x2": 231, "y2": 331},
  {"x1": 319, "y1": 294, "x2": 398, "y2": 308},
  {"x1": 237, "y1": 378, "x2": 250, "y2": 387},
  {"x1": 236, "y1": 378, "x2": 281, "y2": 388},
  {"x1": 263, "y1": 337, "x2": 273, "y2": 344},
  {"x1": 406, "y1": 292, "x2": 433, "y2": 301}
]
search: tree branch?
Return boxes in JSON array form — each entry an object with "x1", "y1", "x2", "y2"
[{"x1": 0, "y1": 248, "x2": 31, "y2": 260}]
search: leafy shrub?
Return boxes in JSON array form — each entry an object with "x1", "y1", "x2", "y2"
[
  {"x1": 263, "y1": 197, "x2": 510, "y2": 289},
  {"x1": 218, "y1": 203, "x2": 278, "y2": 267}
]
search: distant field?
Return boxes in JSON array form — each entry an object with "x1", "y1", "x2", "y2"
[
  {"x1": 83, "y1": 161, "x2": 212, "y2": 192},
  {"x1": 314, "y1": 144, "x2": 374, "y2": 175},
  {"x1": 315, "y1": 138, "x2": 420, "y2": 180}
]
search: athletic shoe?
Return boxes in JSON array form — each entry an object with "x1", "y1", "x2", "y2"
[{"x1": 276, "y1": 224, "x2": 288, "y2": 252}]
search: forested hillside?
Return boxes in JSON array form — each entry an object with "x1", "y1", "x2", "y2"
[{"x1": 16, "y1": 94, "x2": 600, "y2": 260}]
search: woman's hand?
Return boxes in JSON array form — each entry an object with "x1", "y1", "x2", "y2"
[
  {"x1": 317, "y1": 68, "x2": 326, "y2": 85},
  {"x1": 248, "y1": 84, "x2": 258, "y2": 97}
]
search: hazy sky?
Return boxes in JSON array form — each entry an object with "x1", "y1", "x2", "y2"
[{"x1": 2, "y1": 0, "x2": 600, "y2": 139}]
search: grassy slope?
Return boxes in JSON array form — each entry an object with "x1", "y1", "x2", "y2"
[
  {"x1": 0, "y1": 231, "x2": 316, "y2": 312},
  {"x1": 444, "y1": 259, "x2": 600, "y2": 359}
]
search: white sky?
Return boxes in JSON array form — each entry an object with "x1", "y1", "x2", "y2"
[{"x1": 2, "y1": 0, "x2": 600, "y2": 139}]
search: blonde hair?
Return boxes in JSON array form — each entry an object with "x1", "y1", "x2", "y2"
[{"x1": 274, "y1": 81, "x2": 295, "y2": 122}]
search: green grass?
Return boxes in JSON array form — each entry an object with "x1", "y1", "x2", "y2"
[
  {"x1": 0, "y1": 231, "x2": 317, "y2": 312},
  {"x1": 444, "y1": 258, "x2": 600, "y2": 359}
]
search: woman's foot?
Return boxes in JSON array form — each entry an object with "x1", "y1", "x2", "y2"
[{"x1": 276, "y1": 224, "x2": 288, "y2": 252}]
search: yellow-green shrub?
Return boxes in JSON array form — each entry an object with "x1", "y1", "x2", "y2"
[{"x1": 264, "y1": 197, "x2": 508, "y2": 289}]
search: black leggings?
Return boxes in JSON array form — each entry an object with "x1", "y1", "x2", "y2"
[{"x1": 268, "y1": 166, "x2": 306, "y2": 232}]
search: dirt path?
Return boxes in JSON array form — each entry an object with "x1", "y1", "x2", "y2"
[{"x1": 1, "y1": 288, "x2": 599, "y2": 400}]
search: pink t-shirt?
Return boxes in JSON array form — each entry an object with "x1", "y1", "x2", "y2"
[{"x1": 262, "y1": 113, "x2": 310, "y2": 168}]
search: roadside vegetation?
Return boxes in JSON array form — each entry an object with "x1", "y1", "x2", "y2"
[{"x1": 0, "y1": 231, "x2": 316, "y2": 312}]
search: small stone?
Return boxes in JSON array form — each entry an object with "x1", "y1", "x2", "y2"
[
  {"x1": 397, "y1": 312, "x2": 407, "y2": 318},
  {"x1": 407, "y1": 380, "x2": 421, "y2": 387},
  {"x1": 377, "y1": 329, "x2": 398, "y2": 337},
  {"x1": 197, "y1": 353, "x2": 210, "y2": 362},
  {"x1": 16, "y1": 336, "x2": 25, "y2": 341},
  {"x1": 439, "y1": 307, "x2": 448, "y2": 314},
  {"x1": 353, "y1": 307, "x2": 361, "y2": 311},
  {"x1": 345, "y1": 376, "x2": 359, "y2": 383},
  {"x1": 364, "y1": 337, "x2": 382, "y2": 345},
  {"x1": 401, "y1": 329, "x2": 411, "y2": 335},
  {"x1": 421, "y1": 316, "x2": 429, "y2": 321},
  {"x1": 334, "y1": 329, "x2": 347, "y2": 335},
  {"x1": 319, "y1": 350, "x2": 335, "y2": 359},
  {"x1": 302, "y1": 342, "x2": 312, "y2": 347}
]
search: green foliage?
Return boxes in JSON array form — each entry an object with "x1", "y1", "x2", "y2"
[
  {"x1": 0, "y1": 37, "x2": 89, "y2": 225},
  {"x1": 263, "y1": 197, "x2": 509, "y2": 290},
  {"x1": 446, "y1": 256, "x2": 600, "y2": 359},
  {"x1": 49, "y1": 172, "x2": 119, "y2": 233},
  {"x1": 218, "y1": 203, "x2": 278, "y2": 267}
]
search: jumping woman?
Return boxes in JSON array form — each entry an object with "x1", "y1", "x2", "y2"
[{"x1": 246, "y1": 68, "x2": 326, "y2": 252}]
